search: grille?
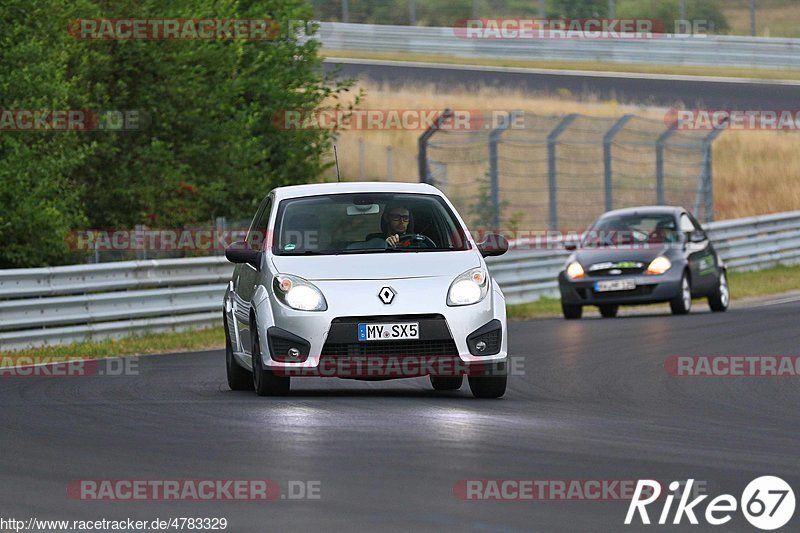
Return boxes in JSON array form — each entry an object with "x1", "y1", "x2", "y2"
[
  {"x1": 321, "y1": 339, "x2": 459, "y2": 358},
  {"x1": 587, "y1": 267, "x2": 645, "y2": 277}
]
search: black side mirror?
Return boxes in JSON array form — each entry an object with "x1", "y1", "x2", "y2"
[
  {"x1": 564, "y1": 242, "x2": 577, "y2": 251},
  {"x1": 225, "y1": 241, "x2": 261, "y2": 269},
  {"x1": 478, "y1": 233, "x2": 509, "y2": 257}
]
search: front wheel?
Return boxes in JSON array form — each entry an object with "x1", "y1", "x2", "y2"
[
  {"x1": 562, "y1": 302, "x2": 583, "y2": 319},
  {"x1": 599, "y1": 304, "x2": 618, "y2": 318},
  {"x1": 225, "y1": 315, "x2": 253, "y2": 391},
  {"x1": 430, "y1": 375, "x2": 463, "y2": 391},
  {"x1": 468, "y1": 365, "x2": 507, "y2": 398},
  {"x1": 708, "y1": 271, "x2": 730, "y2": 312},
  {"x1": 670, "y1": 273, "x2": 692, "y2": 315},
  {"x1": 252, "y1": 332, "x2": 290, "y2": 396}
]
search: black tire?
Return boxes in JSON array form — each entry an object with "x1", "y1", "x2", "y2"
[
  {"x1": 468, "y1": 374, "x2": 507, "y2": 399},
  {"x1": 708, "y1": 271, "x2": 730, "y2": 312},
  {"x1": 225, "y1": 315, "x2": 253, "y2": 391},
  {"x1": 252, "y1": 331, "x2": 290, "y2": 396},
  {"x1": 562, "y1": 302, "x2": 583, "y2": 319},
  {"x1": 599, "y1": 304, "x2": 619, "y2": 318},
  {"x1": 430, "y1": 375, "x2": 463, "y2": 391},
  {"x1": 670, "y1": 272, "x2": 692, "y2": 315}
]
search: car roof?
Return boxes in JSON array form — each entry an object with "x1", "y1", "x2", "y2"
[
  {"x1": 270, "y1": 181, "x2": 443, "y2": 201},
  {"x1": 598, "y1": 205, "x2": 684, "y2": 219}
]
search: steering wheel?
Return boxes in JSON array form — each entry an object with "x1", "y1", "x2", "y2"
[{"x1": 396, "y1": 233, "x2": 437, "y2": 249}]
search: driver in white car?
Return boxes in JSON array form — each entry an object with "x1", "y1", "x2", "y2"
[{"x1": 378, "y1": 204, "x2": 411, "y2": 247}]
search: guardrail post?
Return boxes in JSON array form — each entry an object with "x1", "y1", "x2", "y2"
[
  {"x1": 547, "y1": 113, "x2": 578, "y2": 230},
  {"x1": 655, "y1": 127, "x2": 676, "y2": 205},
  {"x1": 488, "y1": 111, "x2": 522, "y2": 231},
  {"x1": 418, "y1": 108, "x2": 453, "y2": 185},
  {"x1": 696, "y1": 124, "x2": 726, "y2": 223},
  {"x1": 603, "y1": 114, "x2": 633, "y2": 212}
]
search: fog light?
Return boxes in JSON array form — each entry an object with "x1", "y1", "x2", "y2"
[
  {"x1": 475, "y1": 340, "x2": 487, "y2": 353},
  {"x1": 287, "y1": 347, "x2": 300, "y2": 358}
]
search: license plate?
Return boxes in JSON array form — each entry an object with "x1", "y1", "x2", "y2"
[
  {"x1": 594, "y1": 279, "x2": 636, "y2": 292},
  {"x1": 358, "y1": 322, "x2": 419, "y2": 341}
]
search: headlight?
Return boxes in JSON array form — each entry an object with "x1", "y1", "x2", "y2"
[
  {"x1": 566, "y1": 261, "x2": 585, "y2": 280},
  {"x1": 646, "y1": 256, "x2": 672, "y2": 275},
  {"x1": 447, "y1": 267, "x2": 489, "y2": 306},
  {"x1": 273, "y1": 274, "x2": 327, "y2": 311}
]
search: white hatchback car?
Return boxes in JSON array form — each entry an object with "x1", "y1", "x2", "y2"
[{"x1": 223, "y1": 182, "x2": 509, "y2": 398}]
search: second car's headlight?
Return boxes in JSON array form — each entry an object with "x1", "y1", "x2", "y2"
[
  {"x1": 273, "y1": 274, "x2": 327, "y2": 311},
  {"x1": 566, "y1": 261, "x2": 585, "y2": 280},
  {"x1": 646, "y1": 256, "x2": 672, "y2": 275},
  {"x1": 447, "y1": 267, "x2": 489, "y2": 306}
]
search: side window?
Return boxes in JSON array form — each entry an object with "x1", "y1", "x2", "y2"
[
  {"x1": 679, "y1": 214, "x2": 696, "y2": 233},
  {"x1": 247, "y1": 198, "x2": 272, "y2": 251}
]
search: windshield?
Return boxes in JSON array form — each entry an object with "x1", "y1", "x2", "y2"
[
  {"x1": 583, "y1": 213, "x2": 680, "y2": 247},
  {"x1": 272, "y1": 193, "x2": 471, "y2": 255}
]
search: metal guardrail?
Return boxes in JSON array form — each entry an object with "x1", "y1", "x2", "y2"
[
  {"x1": 1, "y1": 211, "x2": 799, "y2": 350},
  {"x1": 314, "y1": 22, "x2": 800, "y2": 71}
]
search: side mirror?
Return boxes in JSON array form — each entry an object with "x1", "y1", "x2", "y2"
[
  {"x1": 478, "y1": 233, "x2": 509, "y2": 257},
  {"x1": 225, "y1": 241, "x2": 261, "y2": 269},
  {"x1": 564, "y1": 242, "x2": 577, "y2": 251},
  {"x1": 689, "y1": 230, "x2": 707, "y2": 243}
]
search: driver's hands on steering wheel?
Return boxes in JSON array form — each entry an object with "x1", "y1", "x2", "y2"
[{"x1": 386, "y1": 234, "x2": 401, "y2": 247}]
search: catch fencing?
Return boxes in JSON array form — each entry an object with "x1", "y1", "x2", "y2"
[
  {"x1": 1, "y1": 210, "x2": 799, "y2": 350},
  {"x1": 419, "y1": 110, "x2": 723, "y2": 231}
]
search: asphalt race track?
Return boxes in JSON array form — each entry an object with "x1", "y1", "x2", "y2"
[
  {"x1": 324, "y1": 58, "x2": 800, "y2": 109},
  {"x1": 2, "y1": 298, "x2": 798, "y2": 532}
]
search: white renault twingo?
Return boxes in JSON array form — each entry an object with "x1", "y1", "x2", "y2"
[{"x1": 223, "y1": 182, "x2": 509, "y2": 398}]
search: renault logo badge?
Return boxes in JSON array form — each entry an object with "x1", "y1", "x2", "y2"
[{"x1": 378, "y1": 287, "x2": 396, "y2": 304}]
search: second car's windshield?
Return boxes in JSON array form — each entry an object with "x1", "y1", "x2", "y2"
[
  {"x1": 272, "y1": 193, "x2": 470, "y2": 255},
  {"x1": 583, "y1": 213, "x2": 680, "y2": 247}
]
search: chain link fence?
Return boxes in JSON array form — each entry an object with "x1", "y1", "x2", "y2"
[{"x1": 420, "y1": 110, "x2": 724, "y2": 232}]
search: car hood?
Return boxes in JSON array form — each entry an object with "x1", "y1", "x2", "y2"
[
  {"x1": 572, "y1": 244, "x2": 673, "y2": 267},
  {"x1": 270, "y1": 251, "x2": 481, "y2": 281}
]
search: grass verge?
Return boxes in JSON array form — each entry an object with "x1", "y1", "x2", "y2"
[
  {"x1": 507, "y1": 264, "x2": 800, "y2": 320},
  {"x1": 0, "y1": 327, "x2": 224, "y2": 367},
  {"x1": 321, "y1": 49, "x2": 800, "y2": 82},
  {"x1": 1, "y1": 265, "x2": 797, "y2": 363}
]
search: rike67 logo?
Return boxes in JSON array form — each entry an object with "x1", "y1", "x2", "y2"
[{"x1": 625, "y1": 477, "x2": 795, "y2": 530}]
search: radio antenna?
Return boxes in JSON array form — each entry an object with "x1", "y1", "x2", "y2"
[{"x1": 333, "y1": 145, "x2": 341, "y2": 182}]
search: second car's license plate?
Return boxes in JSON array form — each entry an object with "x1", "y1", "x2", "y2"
[
  {"x1": 594, "y1": 279, "x2": 636, "y2": 292},
  {"x1": 358, "y1": 322, "x2": 419, "y2": 341}
]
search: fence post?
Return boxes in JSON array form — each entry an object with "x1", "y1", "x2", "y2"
[
  {"x1": 655, "y1": 127, "x2": 675, "y2": 205},
  {"x1": 603, "y1": 114, "x2": 633, "y2": 212},
  {"x1": 488, "y1": 111, "x2": 523, "y2": 231},
  {"x1": 418, "y1": 108, "x2": 453, "y2": 185},
  {"x1": 547, "y1": 113, "x2": 578, "y2": 230},
  {"x1": 697, "y1": 124, "x2": 726, "y2": 223},
  {"x1": 342, "y1": 0, "x2": 349, "y2": 23}
]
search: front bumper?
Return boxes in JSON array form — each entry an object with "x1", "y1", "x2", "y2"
[
  {"x1": 558, "y1": 270, "x2": 682, "y2": 306},
  {"x1": 252, "y1": 276, "x2": 508, "y2": 374}
]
